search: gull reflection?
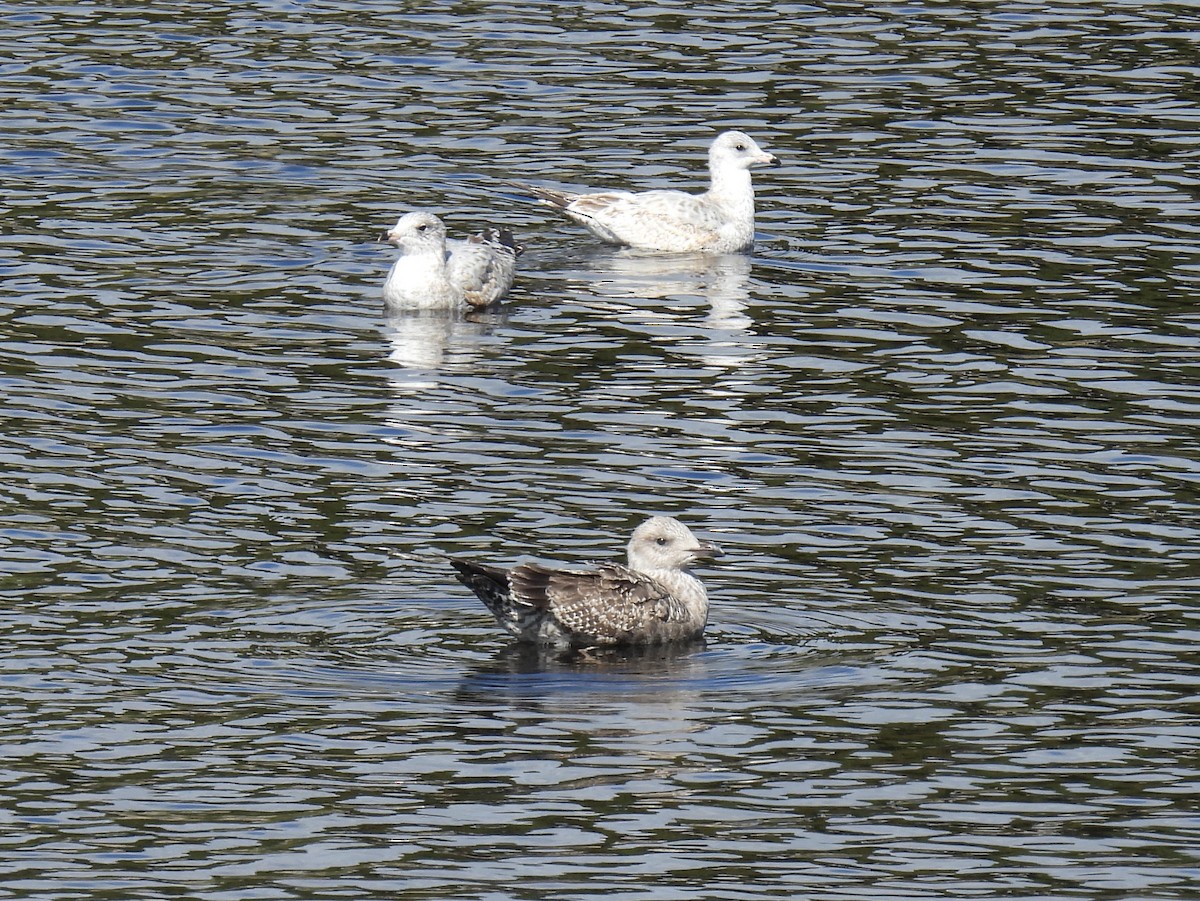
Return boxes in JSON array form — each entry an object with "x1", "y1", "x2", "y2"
[
  {"x1": 489, "y1": 638, "x2": 709, "y2": 675},
  {"x1": 574, "y1": 250, "x2": 760, "y2": 368},
  {"x1": 588, "y1": 250, "x2": 753, "y2": 330},
  {"x1": 383, "y1": 307, "x2": 501, "y2": 372},
  {"x1": 455, "y1": 640, "x2": 711, "y2": 718},
  {"x1": 381, "y1": 307, "x2": 504, "y2": 457}
]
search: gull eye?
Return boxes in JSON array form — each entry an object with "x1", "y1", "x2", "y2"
[
  {"x1": 735, "y1": 143, "x2": 746, "y2": 151},
  {"x1": 416, "y1": 224, "x2": 428, "y2": 232},
  {"x1": 655, "y1": 536, "x2": 670, "y2": 546}
]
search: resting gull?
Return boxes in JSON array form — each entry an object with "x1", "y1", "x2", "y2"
[
  {"x1": 451, "y1": 516, "x2": 723, "y2": 648},
  {"x1": 511, "y1": 130, "x2": 780, "y2": 254},
  {"x1": 382, "y1": 211, "x2": 522, "y2": 309}
]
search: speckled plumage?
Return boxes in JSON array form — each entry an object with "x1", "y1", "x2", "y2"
[
  {"x1": 451, "y1": 517, "x2": 723, "y2": 648},
  {"x1": 511, "y1": 130, "x2": 780, "y2": 254},
  {"x1": 382, "y1": 211, "x2": 522, "y2": 310}
]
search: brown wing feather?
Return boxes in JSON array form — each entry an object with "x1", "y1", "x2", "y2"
[{"x1": 507, "y1": 561, "x2": 675, "y2": 644}]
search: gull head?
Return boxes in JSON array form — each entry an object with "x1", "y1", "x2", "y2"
[
  {"x1": 385, "y1": 211, "x2": 448, "y2": 252},
  {"x1": 710, "y1": 130, "x2": 780, "y2": 170},
  {"x1": 626, "y1": 516, "x2": 723, "y2": 574}
]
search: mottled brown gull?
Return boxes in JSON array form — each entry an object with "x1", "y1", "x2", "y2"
[
  {"x1": 451, "y1": 517, "x2": 724, "y2": 648},
  {"x1": 510, "y1": 130, "x2": 780, "y2": 254},
  {"x1": 382, "y1": 211, "x2": 522, "y2": 310}
]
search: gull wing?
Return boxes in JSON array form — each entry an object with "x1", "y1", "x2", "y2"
[
  {"x1": 507, "y1": 561, "x2": 683, "y2": 643},
  {"x1": 565, "y1": 189, "x2": 724, "y2": 251},
  {"x1": 446, "y1": 229, "x2": 523, "y2": 308}
]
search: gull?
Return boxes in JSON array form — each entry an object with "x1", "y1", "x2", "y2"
[
  {"x1": 510, "y1": 130, "x2": 780, "y2": 254},
  {"x1": 382, "y1": 211, "x2": 522, "y2": 309},
  {"x1": 451, "y1": 516, "x2": 724, "y2": 648}
]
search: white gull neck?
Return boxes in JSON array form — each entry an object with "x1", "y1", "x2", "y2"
[
  {"x1": 383, "y1": 245, "x2": 454, "y2": 308},
  {"x1": 648, "y1": 567, "x2": 710, "y2": 624},
  {"x1": 707, "y1": 160, "x2": 755, "y2": 209}
]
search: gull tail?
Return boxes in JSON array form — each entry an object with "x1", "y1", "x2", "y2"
[
  {"x1": 450, "y1": 558, "x2": 515, "y2": 623},
  {"x1": 502, "y1": 179, "x2": 579, "y2": 213},
  {"x1": 476, "y1": 227, "x2": 525, "y2": 257}
]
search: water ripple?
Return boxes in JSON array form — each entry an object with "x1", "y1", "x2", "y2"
[{"x1": 1, "y1": 1, "x2": 1199, "y2": 899}]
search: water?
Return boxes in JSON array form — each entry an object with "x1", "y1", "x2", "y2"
[{"x1": 2, "y1": 1, "x2": 1198, "y2": 898}]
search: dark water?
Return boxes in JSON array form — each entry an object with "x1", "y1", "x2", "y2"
[{"x1": 2, "y1": 2, "x2": 1198, "y2": 899}]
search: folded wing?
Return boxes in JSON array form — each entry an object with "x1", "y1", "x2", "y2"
[
  {"x1": 447, "y1": 229, "x2": 524, "y2": 308},
  {"x1": 508, "y1": 561, "x2": 685, "y2": 643}
]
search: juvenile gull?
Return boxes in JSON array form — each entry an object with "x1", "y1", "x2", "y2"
[
  {"x1": 382, "y1": 211, "x2": 522, "y2": 310},
  {"x1": 451, "y1": 517, "x2": 723, "y2": 648},
  {"x1": 511, "y1": 130, "x2": 780, "y2": 254}
]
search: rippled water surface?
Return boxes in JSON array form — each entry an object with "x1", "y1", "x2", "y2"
[{"x1": 2, "y1": 1, "x2": 1198, "y2": 899}]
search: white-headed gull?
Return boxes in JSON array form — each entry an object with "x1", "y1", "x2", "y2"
[
  {"x1": 512, "y1": 130, "x2": 780, "y2": 253},
  {"x1": 382, "y1": 212, "x2": 522, "y2": 309},
  {"x1": 451, "y1": 517, "x2": 723, "y2": 648}
]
